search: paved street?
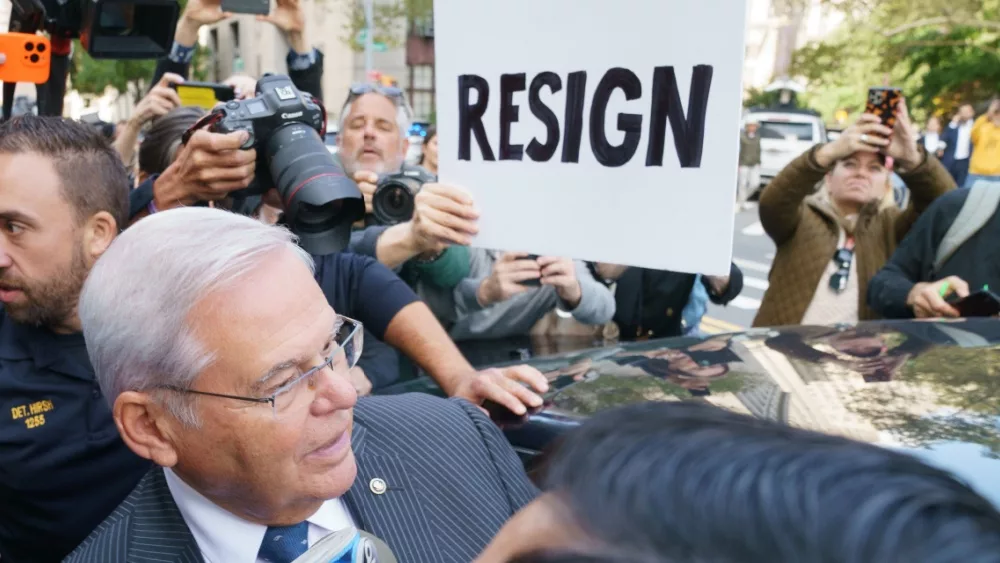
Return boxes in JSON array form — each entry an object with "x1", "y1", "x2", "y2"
[{"x1": 702, "y1": 204, "x2": 775, "y2": 333}]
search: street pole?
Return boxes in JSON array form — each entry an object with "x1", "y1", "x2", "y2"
[{"x1": 363, "y1": 0, "x2": 374, "y2": 78}]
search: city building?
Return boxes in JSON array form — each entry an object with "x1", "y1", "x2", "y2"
[
  {"x1": 742, "y1": 0, "x2": 843, "y2": 91},
  {"x1": 201, "y1": 0, "x2": 433, "y2": 122}
]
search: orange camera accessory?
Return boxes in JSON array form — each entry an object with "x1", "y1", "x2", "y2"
[{"x1": 0, "y1": 33, "x2": 52, "y2": 84}]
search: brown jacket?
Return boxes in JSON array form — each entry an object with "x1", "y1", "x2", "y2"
[{"x1": 752, "y1": 146, "x2": 954, "y2": 328}]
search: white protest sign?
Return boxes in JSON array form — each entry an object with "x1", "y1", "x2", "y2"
[{"x1": 434, "y1": 0, "x2": 747, "y2": 275}]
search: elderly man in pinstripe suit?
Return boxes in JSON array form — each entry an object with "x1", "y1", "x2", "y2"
[{"x1": 63, "y1": 208, "x2": 538, "y2": 563}]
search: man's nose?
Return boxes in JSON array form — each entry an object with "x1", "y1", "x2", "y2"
[
  {"x1": 310, "y1": 363, "x2": 358, "y2": 415},
  {"x1": 362, "y1": 121, "x2": 378, "y2": 138},
  {"x1": 0, "y1": 243, "x2": 13, "y2": 269}
]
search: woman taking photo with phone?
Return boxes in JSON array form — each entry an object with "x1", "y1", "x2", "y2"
[{"x1": 752, "y1": 97, "x2": 955, "y2": 328}]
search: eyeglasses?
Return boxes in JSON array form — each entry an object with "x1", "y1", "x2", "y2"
[
  {"x1": 829, "y1": 246, "x2": 854, "y2": 293},
  {"x1": 156, "y1": 316, "x2": 364, "y2": 418}
]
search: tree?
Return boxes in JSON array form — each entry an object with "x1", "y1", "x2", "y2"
[
  {"x1": 790, "y1": 0, "x2": 1000, "y2": 121},
  {"x1": 338, "y1": 0, "x2": 433, "y2": 52}
]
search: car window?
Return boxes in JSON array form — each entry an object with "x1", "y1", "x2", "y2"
[
  {"x1": 759, "y1": 121, "x2": 815, "y2": 141},
  {"x1": 325, "y1": 132, "x2": 338, "y2": 146}
]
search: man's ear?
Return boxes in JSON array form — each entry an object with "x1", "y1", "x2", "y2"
[
  {"x1": 82, "y1": 211, "x2": 118, "y2": 262},
  {"x1": 114, "y1": 391, "x2": 182, "y2": 468}
]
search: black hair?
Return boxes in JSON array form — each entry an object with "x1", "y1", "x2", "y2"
[
  {"x1": 0, "y1": 115, "x2": 130, "y2": 230},
  {"x1": 138, "y1": 106, "x2": 207, "y2": 176},
  {"x1": 537, "y1": 401, "x2": 1000, "y2": 563},
  {"x1": 418, "y1": 125, "x2": 437, "y2": 165}
]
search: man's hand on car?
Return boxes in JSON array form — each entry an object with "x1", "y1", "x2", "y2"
[
  {"x1": 906, "y1": 276, "x2": 970, "y2": 319},
  {"x1": 154, "y1": 130, "x2": 257, "y2": 208},
  {"x1": 478, "y1": 253, "x2": 542, "y2": 306},
  {"x1": 538, "y1": 256, "x2": 583, "y2": 309},
  {"x1": 451, "y1": 365, "x2": 549, "y2": 416}
]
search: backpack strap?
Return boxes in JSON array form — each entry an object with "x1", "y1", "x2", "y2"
[{"x1": 933, "y1": 180, "x2": 1000, "y2": 274}]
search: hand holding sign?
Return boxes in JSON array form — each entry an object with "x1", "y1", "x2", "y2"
[{"x1": 407, "y1": 183, "x2": 480, "y2": 254}]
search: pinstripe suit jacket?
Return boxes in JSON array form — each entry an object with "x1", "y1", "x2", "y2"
[{"x1": 63, "y1": 394, "x2": 539, "y2": 563}]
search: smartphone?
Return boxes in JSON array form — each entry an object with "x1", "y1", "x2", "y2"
[
  {"x1": 521, "y1": 254, "x2": 542, "y2": 287},
  {"x1": 171, "y1": 82, "x2": 236, "y2": 110},
  {"x1": 482, "y1": 399, "x2": 546, "y2": 427},
  {"x1": 220, "y1": 0, "x2": 269, "y2": 15},
  {"x1": 0, "y1": 33, "x2": 51, "y2": 84},
  {"x1": 951, "y1": 290, "x2": 1000, "y2": 318},
  {"x1": 866, "y1": 87, "x2": 902, "y2": 129}
]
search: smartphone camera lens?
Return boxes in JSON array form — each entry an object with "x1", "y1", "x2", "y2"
[
  {"x1": 30, "y1": 54, "x2": 39, "y2": 63},
  {"x1": 36, "y1": 43, "x2": 46, "y2": 53},
  {"x1": 24, "y1": 42, "x2": 34, "y2": 51}
]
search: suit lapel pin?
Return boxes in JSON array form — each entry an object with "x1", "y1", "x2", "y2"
[{"x1": 369, "y1": 478, "x2": 387, "y2": 495}]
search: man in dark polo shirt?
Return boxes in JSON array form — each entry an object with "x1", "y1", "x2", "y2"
[
  {"x1": 0, "y1": 117, "x2": 146, "y2": 563},
  {"x1": 0, "y1": 115, "x2": 546, "y2": 563}
]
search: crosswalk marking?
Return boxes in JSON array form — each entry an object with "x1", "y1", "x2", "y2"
[
  {"x1": 733, "y1": 258, "x2": 771, "y2": 274},
  {"x1": 741, "y1": 221, "x2": 765, "y2": 236},
  {"x1": 743, "y1": 276, "x2": 769, "y2": 291},
  {"x1": 730, "y1": 295, "x2": 762, "y2": 310}
]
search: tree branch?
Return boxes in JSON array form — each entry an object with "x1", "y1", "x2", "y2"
[{"x1": 884, "y1": 17, "x2": 1000, "y2": 37}]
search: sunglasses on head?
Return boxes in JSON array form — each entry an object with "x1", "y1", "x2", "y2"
[
  {"x1": 346, "y1": 83, "x2": 405, "y2": 103},
  {"x1": 829, "y1": 245, "x2": 855, "y2": 293}
]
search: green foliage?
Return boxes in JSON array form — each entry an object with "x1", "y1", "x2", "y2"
[
  {"x1": 70, "y1": 46, "x2": 157, "y2": 99},
  {"x1": 339, "y1": 0, "x2": 433, "y2": 53},
  {"x1": 845, "y1": 345, "x2": 1000, "y2": 459},
  {"x1": 791, "y1": 0, "x2": 1000, "y2": 122}
]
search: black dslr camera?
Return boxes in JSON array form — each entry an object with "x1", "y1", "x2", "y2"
[
  {"x1": 370, "y1": 166, "x2": 436, "y2": 226},
  {"x1": 211, "y1": 73, "x2": 364, "y2": 255}
]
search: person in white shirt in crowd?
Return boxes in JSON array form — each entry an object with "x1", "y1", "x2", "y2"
[
  {"x1": 921, "y1": 116, "x2": 946, "y2": 160},
  {"x1": 942, "y1": 104, "x2": 976, "y2": 187}
]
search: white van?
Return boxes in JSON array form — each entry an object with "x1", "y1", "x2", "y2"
[{"x1": 744, "y1": 110, "x2": 827, "y2": 191}]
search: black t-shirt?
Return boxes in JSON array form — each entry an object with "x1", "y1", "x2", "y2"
[
  {"x1": 312, "y1": 252, "x2": 419, "y2": 389},
  {"x1": 0, "y1": 309, "x2": 152, "y2": 563}
]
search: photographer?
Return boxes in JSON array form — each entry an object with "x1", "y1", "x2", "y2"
[
  {"x1": 125, "y1": 111, "x2": 546, "y2": 408},
  {"x1": 447, "y1": 252, "x2": 616, "y2": 342}
]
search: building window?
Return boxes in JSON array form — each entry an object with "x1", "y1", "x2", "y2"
[{"x1": 408, "y1": 64, "x2": 435, "y2": 120}]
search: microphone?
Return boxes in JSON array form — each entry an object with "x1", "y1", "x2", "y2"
[{"x1": 292, "y1": 529, "x2": 398, "y2": 563}]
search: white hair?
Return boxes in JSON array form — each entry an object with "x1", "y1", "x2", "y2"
[{"x1": 79, "y1": 208, "x2": 314, "y2": 426}]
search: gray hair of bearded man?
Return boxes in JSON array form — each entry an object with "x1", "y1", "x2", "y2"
[
  {"x1": 78, "y1": 208, "x2": 314, "y2": 426},
  {"x1": 337, "y1": 94, "x2": 412, "y2": 149}
]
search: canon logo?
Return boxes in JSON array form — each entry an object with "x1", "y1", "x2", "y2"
[{"x1": 281, "y1": 111, "x2": 304, "y2": 119}]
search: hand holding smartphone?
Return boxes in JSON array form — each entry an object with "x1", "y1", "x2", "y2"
[
  {"x1": 949, "y1": 289, "x2": 1000, "y2": 318},
  {"x1": 520, "y1": 254, "x2": 542, "y2": 287},
  {"x1": 0, "y1": 33, "x2": 51, "y2": 84},
  {"x1": 170, "y1": 82, "x2": 237, "y2": 110},
  {"x1": 865, "y1": 87, "x2": 903, "y2": 130}
]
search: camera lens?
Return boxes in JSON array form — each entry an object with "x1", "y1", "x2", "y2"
[
  {"x1": 30, "y1": 54, "x2": 39, "y2": 63},
  {"x1": 24, "y1": 42, "x2": 33, "y2": 51},
  {"x1": 371, "y1": 181, "x2": 416, "y2": 226},
  {"x1": 36, "y1": 43, "x2": 46, "y2": 53},
  {"x1": 265, "y1": 123, "x2": 364, "y2": 255}
]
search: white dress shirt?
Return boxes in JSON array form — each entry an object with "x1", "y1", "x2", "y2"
[
  {"x1": 164, "y1": 468, "x2": 355, "y2": 563},
  {"x1": 923, "y1": 132, "x2": 941, "y2": 154},
  {"x1": 954, "y1": 121, "x2": 974, "y2": 160}
]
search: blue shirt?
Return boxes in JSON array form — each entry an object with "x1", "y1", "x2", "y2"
[{"x1": 0, "y1": 254, "x2": 416, "y2": 562}]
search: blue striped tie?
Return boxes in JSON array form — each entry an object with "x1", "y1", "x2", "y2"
[{"x1": 258, "y1": 522, "x2": 309, "y2": 563}]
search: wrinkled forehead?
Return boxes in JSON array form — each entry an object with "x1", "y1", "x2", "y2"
[{"x1": 341, "y1": 93, "x2": 400, "y2": 126}]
